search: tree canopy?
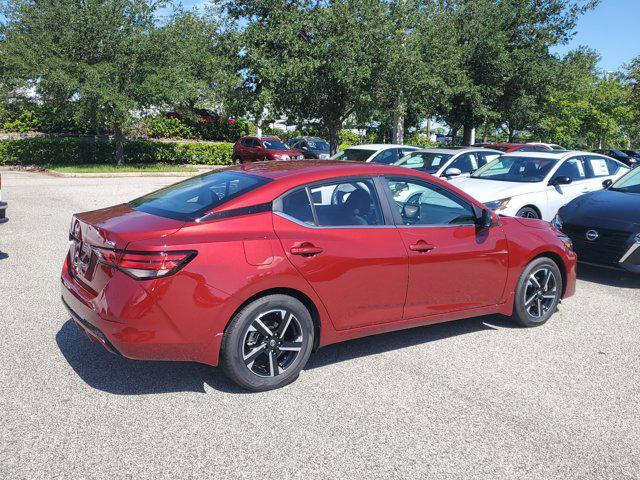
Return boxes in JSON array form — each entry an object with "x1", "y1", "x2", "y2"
[{"x1": 1, "y1": 0, "x2": 638, "y2": 163}]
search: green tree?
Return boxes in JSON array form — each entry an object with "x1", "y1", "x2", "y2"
[
  {"x1": 536, "y1": 48, "x2": 633, "y2": 149},
  {"x1": 627, "y1": 56, "x2": 640, "y2": 145},
  {"x1": 373, "y1": 1, "x2": 457, "y2": 144},
  {"x1": 1, "y1": 0, "x2": 228, "y2": 163},
  {"x1": 149, "y1": 9, "x2": 236, "y2": 117},
  {"x1": 441, "y1": 0, "x2": 598, "y2": 145},
  {"x1": 219, "y1": 0, "x2": 395, "y2": 153}
]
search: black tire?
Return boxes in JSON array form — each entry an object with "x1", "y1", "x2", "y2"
[
  {"x1": 510, "y1": 257, "x2": 563, "y2": 327},
  {"x1": 220, "y1": 294, "x2": 314, "y2": 391},
  {"x1": 231, "y1": 155, "x2": 241, "y2": 164},
  {"x1": 516, "y1": 206, "x2": 540, "y2": 219}
]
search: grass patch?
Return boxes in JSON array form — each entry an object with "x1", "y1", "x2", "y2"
[{"x1": 44, "y1": 163, "x2": 199, "y2": 173}]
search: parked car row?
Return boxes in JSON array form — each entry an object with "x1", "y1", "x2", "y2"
[{"x1": 233, "y1": 135, "x2": 638, "y2": 274}]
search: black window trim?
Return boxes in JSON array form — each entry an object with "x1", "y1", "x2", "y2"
[{"x1": 273, "y1": 175, "x2": 396, "y2": 229}]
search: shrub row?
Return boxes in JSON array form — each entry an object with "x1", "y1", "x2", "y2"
[
  {"x1": 0, "y1": 137, "x2": 234, "y2": 165},
  {"x1": 142, "y1": 115, "x2": 251, "y2": 142}
]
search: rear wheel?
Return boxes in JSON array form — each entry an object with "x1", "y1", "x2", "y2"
[
  {"x1": 516, "y1": 206, "x2": 540, "y2": 219},
  {"x1": 510, "y1": 257, "x2": 563, "y2": 327},
  {"x1": 220, "y1": 295, "x2": 314, "y2": 391}
]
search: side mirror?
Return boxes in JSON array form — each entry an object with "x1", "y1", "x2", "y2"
[
  {"x1": 549, "y1": 176, "x2": 572, "y2": 186},
  {"x1": 402, "y1": 204, "x2": 420, "y2": 221},
  {"x1": 602, "y1": 179, "x2": 613, "y2": 189},
  {"x1": 393, "y1": 182, "x2": 409, "y2": 194},
  {"x1": 444, "y1": 167, "x2": 462, "y2": 178},
  {"x1": 472, "y1": 205, "x2": 492, "y2": 229}
]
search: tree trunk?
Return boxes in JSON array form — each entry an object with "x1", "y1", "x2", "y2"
[
  {"x1": 256, "y1": 121, "x2": 263, "y2": 137},
  {"x1": 450, "y1": 127, "x2": 458, "y2": 145},
  {"x1": 391, "y1": 112, "x2": 405, "y2": 144},
  {"x1": 426, "y1": 118, "x2": 431, "y2": 141},
  {"x1": 507, "y1": 125, "x2": 515, "y2": 143},
  {"x1": 114, "y1": 123, "x2": 124, "y2": 166},
  {"x1": 328, "y1": 125, "x2": 340, "y2": 155},
  {"x1": 462, "y1": 124, "x2": 475, "y2": 146}
]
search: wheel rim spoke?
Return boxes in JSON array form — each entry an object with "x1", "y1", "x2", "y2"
[
  {"x1": 252, "y1": 318, "x2": 273, "y2": 337},
  {"x1": 277, "y1": 312, "x2": 293, "y2": 338},
  {"x1": 529, "y1": 274, "x2": 541, "y2": 288},
  {"x1": 244, "y1": 344, "x2": 267, "y2": 365},
  {"x1": 268, "y1": 350, "x2": 279, "y2": 377},
  {"x1": 279, "y1": 340, "x2": 302, "y2": 352},
  {"x1": 525, "y1": 293, "x2": 537, "y2": 306}
]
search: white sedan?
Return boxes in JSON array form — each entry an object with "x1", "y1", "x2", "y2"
[
  {"x1": 393, "y1": 147, "x2": 502, "y2": 179},
  {"x1": 331, "y1": 144, "x2": 421, "y2": 164},
  {"x1": 449, "y1": 151, "x2": 629, "y2": 220}
]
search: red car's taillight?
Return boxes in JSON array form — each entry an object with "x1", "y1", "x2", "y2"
[{"x1": 92, "y1": 248, "x2": 197, "y2": 280}]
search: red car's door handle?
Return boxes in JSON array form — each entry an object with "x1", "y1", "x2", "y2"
[
  {"x1": 409, "y1": 241, "x2": 435, "y2": 252},
  {"x1": 290, "y1": 243, "x2": 324, "y2": 256}
]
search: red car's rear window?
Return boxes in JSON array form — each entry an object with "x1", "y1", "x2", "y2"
[{"x1": 130, "y1": 171, "x2": 271, "y2": 221}]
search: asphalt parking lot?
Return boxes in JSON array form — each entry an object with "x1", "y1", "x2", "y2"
[{"x1": 1, "y1": 170, "x2": 639, "y2": 479}]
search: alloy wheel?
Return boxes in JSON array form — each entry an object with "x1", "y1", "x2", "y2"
[
  {"x1": 519, "y1": 210, "x2": 538, "y2": 219},
  {"x1": 242, "y1": 309, "x2": 304, "y2": 378},
  {"x1": 523, "y1": 267, "x2": 559, "y2": 321}
]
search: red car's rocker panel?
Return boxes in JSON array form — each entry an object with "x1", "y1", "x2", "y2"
[{"x1": 61, "y1": 161, "x2": 577, "y2": 390}]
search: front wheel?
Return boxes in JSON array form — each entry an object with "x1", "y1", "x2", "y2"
[
  {"x1": 510, "y1": 257, "x2": 563, "y2": 327},
  {"x1": 220, "y1": 295, "x2": 314, "y2": 391},
  {"x1": 516, "y1": 206, "x2": 540, "y2": 219}
]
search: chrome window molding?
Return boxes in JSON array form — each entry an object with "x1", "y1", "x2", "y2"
[{"x1": 273, "y1": 211, "x2": 397, "y2": 230}]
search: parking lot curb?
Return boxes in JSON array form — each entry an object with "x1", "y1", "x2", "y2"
[
  {"x1": 0, "y1": 165, "x2": 225, "y2": 177},
  {"x1": 44, "y1": 170, "x2": 205, "y2": 178}
]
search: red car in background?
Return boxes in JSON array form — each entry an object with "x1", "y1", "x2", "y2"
[
  {"x1": 61, "y1": 161, "x2": 576, "y2": 391},
  {"x1": 481, "y1": 143, "x2": 552, "y2": 153},
  {"x1": 233, "y1": 136, "x2": 304, "y2": 163}
]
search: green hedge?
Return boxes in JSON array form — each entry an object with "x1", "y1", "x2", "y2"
[{"x1": 0, "y1": 137, "x2": 234, "y2": 166}]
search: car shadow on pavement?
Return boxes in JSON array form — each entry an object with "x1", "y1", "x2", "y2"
[
  {"x1": 58, "y1": 315, "x2": 513, "y2": 395},
  {"x1": 56, "y1": 320, "x2": 247, "y2": 395},
  {"x1": 306, "y1": 314, "x2": 513, "y2": 370},
  {"x1": 577, "y1": 264, "x2": 640, "y2": 289}
]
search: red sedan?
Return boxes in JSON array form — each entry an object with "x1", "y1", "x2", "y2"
[
  {"x1": 486, "y1": 143, "x2": 552, "y2": 153},
  {"x1": 61, "y1": 161, "x2": 577, "y2": 391},
  {"x1": 232, "y1": 136, "x2": 304, "y2": 163}
]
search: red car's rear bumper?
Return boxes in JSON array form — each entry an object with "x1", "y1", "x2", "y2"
[{"x1": 60, "y1": 257, "x2": 226, "y2": 365}]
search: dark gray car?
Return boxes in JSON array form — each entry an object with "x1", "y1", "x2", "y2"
[{"x1": 287, "y1": 137, "x2": 331, "y2": 159}]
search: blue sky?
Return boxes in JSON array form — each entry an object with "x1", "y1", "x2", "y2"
[{"x1": 551, "y1": 0, "x2": 640, "y2": 71}]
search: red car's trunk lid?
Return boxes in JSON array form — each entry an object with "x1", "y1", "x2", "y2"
[{"x1": 68, "y1": 204, "x2": 185, "y2": 293}]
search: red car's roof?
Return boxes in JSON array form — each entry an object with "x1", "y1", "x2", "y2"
[{"x1": 216, "y1": 160, "x2": 478, "y2": 212}]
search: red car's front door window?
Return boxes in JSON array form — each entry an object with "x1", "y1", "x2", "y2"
[{"x1": 384, "y1": 177, "x2": 509, "y2": 317}]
